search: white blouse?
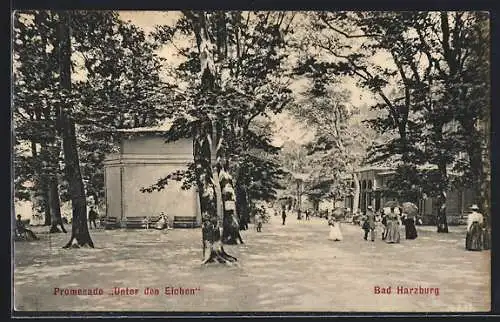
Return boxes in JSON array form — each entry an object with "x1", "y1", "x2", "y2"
[{"x1": 467, "y1": 211, "x2": 483, "y2": 231}]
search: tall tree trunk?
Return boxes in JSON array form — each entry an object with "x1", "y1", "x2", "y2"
[
  {"x1": 194, "y1": 122, "x2": 236, "y2": 264},
  {"x1": 30, "y1": 140, "x2": 50, "y2": 226},
  {"x1": 189, "y1": 11, "x2": 236, "y2": 264},
  {"x1": 40, "y1": 143, "x2": 64, "y2": 232},
  {"x1": 48, "y1": 176, "x2": 66, "y2": 233},
  {"x1": 42, "y1": 184, "x2": 52, "y2": 226},
  {"x1": 220, "y1": 165, "x2": 242, "y2": 244},
  {"x1": 57, "y1": 12, "x2": 93, "y2": 248},
  {"x1": 480, "y1": 114, "x2": 490, "y2": 249},
  {"x1": 30, "y1": 186, "x2": 46, "y2": 224},
  {"x1": 313, "y1": 200, "x2": 319, "y2": 212},
  {"x1": 352, "y1": 172, "x2": 360, "y2": 213},
  {"x1": 461, "y1": 117, "x2": 490, "y2": 232},
  {"x1": 436, "y1": 161, "x2": 449, "y2": 233},
  {"x1": 235, "y1": 177, "x2": 250, "y2": 230},
  {"x1": 476, "y1": 15, "x2": 491, "y2": 233}
]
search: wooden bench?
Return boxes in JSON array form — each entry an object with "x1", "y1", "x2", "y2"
[
  {"x1": 173, "y1": 216, "x2": 198, "y2": 228},
  {"x1": 102, "y1": 217, "x2": 120, "y2": 230},
  {"x1": 123, "y1": 216, "x2": 160, "y2": 229},
  {"x1": 14, "y1": 230, "x2": 36, "y2": 241}
]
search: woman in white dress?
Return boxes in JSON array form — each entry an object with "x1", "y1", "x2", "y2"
[{"x1": 328, "y1": 216, "x2": 343, "y2": 241}]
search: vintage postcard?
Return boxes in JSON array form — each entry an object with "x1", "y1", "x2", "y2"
[{"x1": 12, "y1": 10, "x2": 491, "y2": 314}]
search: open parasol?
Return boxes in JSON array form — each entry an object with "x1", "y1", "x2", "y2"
[
  {"x1": 384, "y1": 200, "x2": 400, "y2": 208},
  {"x1": 331, "y1": 207, "x2": 344, "y2": 219},
  {"x1": 402, "y1": 202, "x2": 418, "y2": 218}
]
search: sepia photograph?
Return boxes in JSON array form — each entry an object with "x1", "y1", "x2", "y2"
[{"x1": 11, "y1": 10, "x2": 491, "y2": 313}]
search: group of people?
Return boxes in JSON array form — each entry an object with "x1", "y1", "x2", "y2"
[
  {"x1": 155, "y1": 212, "x2": 170, "y2": 230},
  {"x1": 276, "y1": 207, "x2": 311, "y2": 226},
  {"x1": 359, "y1": 206, "x2": 417, "y2": 243},
  {"x1": 88, "y1": 206, "x2": 171, "y2": 230},
  {"x1": 254, "y1": 205, "x2": 268, "y2": 232},
  {"x1": 327, "y1": 205, "x2": 418, "y2": 244},
  {"x1": 327, "y1": 203, "x2": 490, "y2": 252}
]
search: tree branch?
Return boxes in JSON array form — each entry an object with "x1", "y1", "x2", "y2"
[
  {"x1": 320, "y1": 15, "x2": 381, "y2": 39},
  {"x1": 315, "y1": 41, "x2": 400, "y2": 123}
]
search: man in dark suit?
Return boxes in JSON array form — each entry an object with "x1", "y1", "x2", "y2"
[
  {"x1": 88, "y1": 206, "x2": 99, "y2": 229},
  {"x1": 363, "y1": 206, "x2": 376, "y2": 241},
  {"x1": 281, "y1": 207, "x2": 287, "y2": 225}
]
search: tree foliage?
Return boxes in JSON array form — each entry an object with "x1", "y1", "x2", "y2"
[
  {"x1": 301, "y1": 12, "x2": 490, "y2": 230},
  {"x1": 13, "y1": 11, "x2": 172, "y2": 210},
  {"x1": 146, "y1": 12, "x2": 295, "y2": 204}
]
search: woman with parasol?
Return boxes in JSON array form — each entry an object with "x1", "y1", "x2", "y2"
[
  {"x1": 328, "y1": 207, "x2": 344, "y2": 241},
  {"x1": 384, "y1": 201, "x2": 401, "y2": 244},
  {"x1": 401, "y1": 202, "x2": 418, "y2": 239}
]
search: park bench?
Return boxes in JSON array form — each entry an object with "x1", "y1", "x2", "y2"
[
  {"x1": 14, "y1": 219, "x2": 31, "y2": 240},
  {"x1": 123, "y1": 216, "x2": 160, "y2": 229},
  {"x1": 102, "y1": 217, "x2": 120, "y2": 230},
  {"x1": 173, "y1": 216, "x2": 198, "y2": 228},
  {"x1": 14, "y1": 229, "x2": 36, "y2": 241},
  {"x1": 14, "y1": 220, "x2": 39, "y2": 241},
  {"x1": 458, "y1": 214, "x2": 468, "y2": 225}
]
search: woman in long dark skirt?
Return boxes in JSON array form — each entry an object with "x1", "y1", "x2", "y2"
[
  {"x1": 465, "y1": 205, "x2": 483, "y2": 251},
  {"x1": 403, "y1": 214, "x2": 418, "y2": 240}
]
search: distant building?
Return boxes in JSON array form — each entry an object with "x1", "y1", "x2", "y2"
[
  {"x1": 343, "y1": 166, "x2": 475, "y2": 224},
  {"x1": 103, "y1": 127, "x2": 200, "y2": 225},
  {"x1": 277, "y1": 171, "x2": 315, "y2": 211}
]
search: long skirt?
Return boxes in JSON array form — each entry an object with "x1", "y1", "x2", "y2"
[
  {"x1": 466, "y1": 222, "x2": 483, "y2": 251},
  {"x1": 328, "y1": 224, "x2": 343, "y2": 241},
  {"x1": 483, "y1": 228, "x2": 491, "y2": 250},
  {"x1": 385, "y1": 220, "x2": 400, "y2": 244},
  {"x1": 405, "y1": 219, "x2": 418, "y2": 240}
]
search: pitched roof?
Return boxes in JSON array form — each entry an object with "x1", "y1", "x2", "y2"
[{"x1": 115, "y1": 120, "x2": 174, "y2": 133}]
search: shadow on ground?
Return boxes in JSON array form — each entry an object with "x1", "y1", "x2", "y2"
[{"x1": 13, "y1": 217, "x2": 490, "y2": 312}]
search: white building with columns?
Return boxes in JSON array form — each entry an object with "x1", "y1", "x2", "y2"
[{"x1": 103, "y1": 127, "x2": 200, "y2": 225}]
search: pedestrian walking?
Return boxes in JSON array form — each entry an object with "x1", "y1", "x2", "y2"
[
  {"x1": 88, "y1": 206, "x2": 98, "y2": 229},
  {"x1": 465, "y1": 204, "x2": 484, "y2": 251},
  {"x1": 353, "y1": 209, "x2": 361, "y2": 226},
  {"x1": 385, "y1": 207, "x2": 401, "y2": 244},
  {"x1": 328, "y1": 215, "x2": 343, "y2": 241},
  {"x1": 402, "y1": 213, "x2": 418, "y2": 239},
  {"x1": 255, "y1": 212, "x2": 263, "y2": 232},
  {"x1": 281, "y1": 208, "x2": 287, "y2": 225},
  {"x1": 362, "y1": 206, "x2": 376, "y2": 241},
  {"x1": 380, "y1": 209, "x2": 388, "y2": 240}
]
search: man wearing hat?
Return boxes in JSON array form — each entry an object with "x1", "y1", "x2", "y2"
[
  {"x1": 362, "y1": 206, "x2": 376, "y2": 241},
  {"x1": 465, "y1": 204, "x2": 484, "y2": 251}
]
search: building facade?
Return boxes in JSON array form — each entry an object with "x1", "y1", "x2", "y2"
[
  {"x1": 343, "y1": 166, "x2": 474, "y2": 223},
  {"x1": 103, "y1": 129, "x2": 200, "y2": 225}
]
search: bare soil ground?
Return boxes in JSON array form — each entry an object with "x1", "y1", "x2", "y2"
[{"x1": 13, "y1": 216, "x2": 490, "y2": 312}]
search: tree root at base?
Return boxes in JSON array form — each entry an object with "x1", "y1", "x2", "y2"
[
  {"x1": 49, "y1": 226, "x2": 62, "y2": 233},
  {"x1": 63, "y1": 236, "x2": 95, "y2": 249},
  {"x1": 202, "y1": 246, "x2": 237, "y2": 265}
]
